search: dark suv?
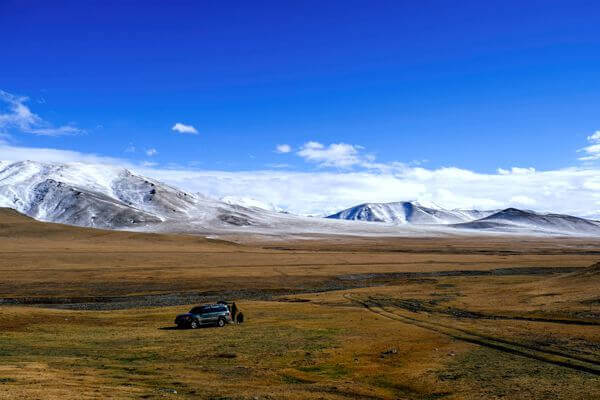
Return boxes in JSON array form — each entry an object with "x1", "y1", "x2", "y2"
[{"x1": 174, "y1": 304, "x2": 232, "y2": 329}]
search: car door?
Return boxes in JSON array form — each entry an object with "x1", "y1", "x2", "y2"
[
  {"x1": 195, "y1": 306, "x2": 211, "y2": 325},
  {"x1": 214, "y1": 305, "x2": 227, "y2": 322},
  {"x1": 202, "y1": 306, "x2": 218, "y2": 324}
]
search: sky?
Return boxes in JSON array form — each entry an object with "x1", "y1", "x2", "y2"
[{"x1": 2, "y1": 1, "x2": 600, "y2": 216}]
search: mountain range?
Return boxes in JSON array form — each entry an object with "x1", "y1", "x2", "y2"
[
  {"x1": 1, "y1": 160, "x2": 599, "y2": 237},
  {"x1": 326, "y1": 201, "x2": 496, "y2": 224},
  {"x1": 326, "y1": 201, "x2": 600, "y2": 235}
]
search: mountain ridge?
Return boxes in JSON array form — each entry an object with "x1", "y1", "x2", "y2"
[
  {"x1": 2, "y1": 160, "x2": 600, "y2": 237},
  {"x1": 327, "y1": 201, "x2": 496, "y2": 225},
  {"x1": 454, "y1": 207, "x2": 600, "y2": 234}
]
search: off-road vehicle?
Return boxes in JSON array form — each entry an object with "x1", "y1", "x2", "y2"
[{"x1": 174, "y1": 303, "x2": 232, "y2": 329}]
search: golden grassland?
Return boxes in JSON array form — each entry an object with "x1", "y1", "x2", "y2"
[
  {"x1": 2, "y1": 208, "x2": 599, "y2": 299},
  {"x1": 0, "y1": 208, "x2": 599, "y2": 399}
]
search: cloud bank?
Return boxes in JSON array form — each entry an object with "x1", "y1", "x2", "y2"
[
  {"x1": 3, "y1": 139, "x2": 599, "y2": 218},
  {"x1": 140, "y1": 165, "x2": 600, "y2": 217}
]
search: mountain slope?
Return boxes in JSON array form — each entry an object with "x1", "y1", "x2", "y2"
[
  {"x1": 454, "y1": 208, "x2": 600, "y2": 234},
  {"x1": 0, "y1": 161, "x2": 251, "y2": 229},
  {"x1": 327, "y1": 201, "x2": 495, "y2": 225}
]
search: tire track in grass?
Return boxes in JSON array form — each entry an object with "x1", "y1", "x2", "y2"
[
  {"x1": 378, "y1": 301, "x2": 600, "y2": 366},
  {"x1": 345, "y1": 294, "x2": 600, "y2": 376}
]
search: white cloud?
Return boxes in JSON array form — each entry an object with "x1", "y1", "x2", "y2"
[
  {"x1": 172, "y1": 123, "x2": 198, "y2": 134},
  {"x1": 0, "y1": 90, "x2": 84, "y2": 136},
  {"x1": 124, "y1": 144, "x2": 136, "y2": 153},
  {"x1": 297, "y1": 141, "x2": 369, "y2": 168},
  {"x1": 145, "y1": 148, "x2": 158, "y2": 156},
  {"x1": 275, "y1": 144, "x2": 291, "y2": 153},
  {"x1": 578, "y1": 131, "x2": 600, "y2": 161},
  {"x1": 588, "y1": 131, "x2": 600, "y2": 142}
]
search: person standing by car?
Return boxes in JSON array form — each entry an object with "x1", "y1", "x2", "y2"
[
  {"x1": 216, "y1": 300, "x2": 244, "y2": 324},
  {"x1": 235, "y1": 311, "x2": 244, "y2": 324},
  {"x1": 230, "y1": 301, "x2": 238, "y2": 321}
]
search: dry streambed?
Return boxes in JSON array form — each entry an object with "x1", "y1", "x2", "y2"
[{"x1": 0, "y1": 266, "x2": 583, "y2": 310}]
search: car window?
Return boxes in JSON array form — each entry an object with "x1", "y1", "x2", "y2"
[
  {"x1": 190, "y1": 306, "x2": 210, "y2": 314},
  {"x1": 190, "y1": 305, "x2": 228, "y2": 314}
]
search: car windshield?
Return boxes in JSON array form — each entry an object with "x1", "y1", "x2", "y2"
[{"x1": 189, "y1": 306, "x2": 211, "y2": 314}]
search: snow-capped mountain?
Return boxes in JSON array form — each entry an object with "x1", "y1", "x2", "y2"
[
  {"x1": 0, "y1": 160, "x2": 261, "y2": 230},
  {"x1": 326, "y1": 201, "x2": 600, "y2": 234},
  {"x1": 2, "y1": 161, "x2": 600, "y2": 237},
  {"x1": 0, "y1": 161, "x2": 451, "y2": 237},
  {"x1": 327, "y1": 201, "x2": 495, "y2": 225},
  {"x1": 454, "y1": 208, "x2": 600, "y2": 234}
]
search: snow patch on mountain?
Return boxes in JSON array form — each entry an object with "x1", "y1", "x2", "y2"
[
  {"x1": 327, "y1": 201, "x2": 496, "y2": 225},
  {"x1": 454, "y1": 208, "x2": 600, "y2": 235}
]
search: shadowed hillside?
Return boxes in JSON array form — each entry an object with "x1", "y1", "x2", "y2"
[{"x1": 0, "y1": 207, "x2": 236, "y2": 249}]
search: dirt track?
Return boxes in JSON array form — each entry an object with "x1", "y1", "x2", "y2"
[{"x1": 346, "y1": 294, "x2": 600, "y2": 376}]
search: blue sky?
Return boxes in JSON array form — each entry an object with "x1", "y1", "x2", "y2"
[{"x1": 2, "y1": 1, "x2": 600, "y2": 215}]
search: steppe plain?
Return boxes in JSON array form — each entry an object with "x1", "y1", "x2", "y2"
[{"x1": 0, "y1": 208, "x2": 599, "y2": 399}]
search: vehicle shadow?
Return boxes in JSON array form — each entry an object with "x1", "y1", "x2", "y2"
[{"x1": 158, "y1": 325, "x2": 221, "y2": 330}]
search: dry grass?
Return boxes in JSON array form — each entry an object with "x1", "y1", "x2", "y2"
[
  {"x1": 2, "y1": 208, "x2": 599, "y2": 299},
  {"x1": 0, "y1": 208, "x2": 599, "y2": 399}
]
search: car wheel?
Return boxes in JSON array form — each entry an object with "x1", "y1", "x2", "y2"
[
  {"x1": 217, "y1": 318, "x2": 225, "y2": 327},
  {"x1": 190, "y1": 320, "x2": 199, "y2": 329}
]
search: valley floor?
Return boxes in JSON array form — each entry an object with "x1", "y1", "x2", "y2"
[{"x1": 0, "y1": 209, "x2": 599, "y2": 399}]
